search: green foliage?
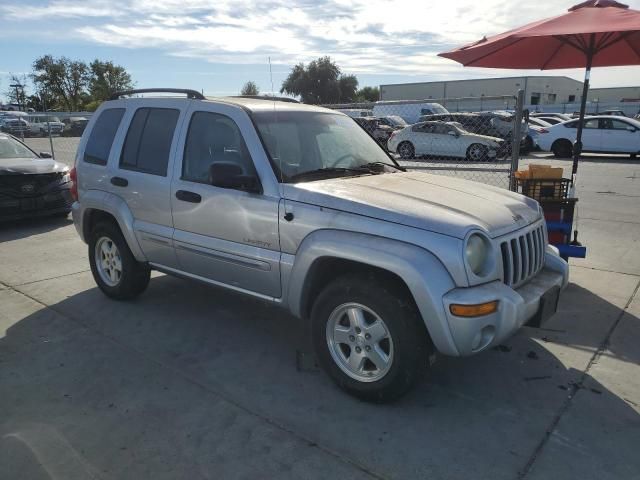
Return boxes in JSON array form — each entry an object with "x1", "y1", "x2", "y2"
[
  {"x1": 89, "y1": 60, "x2": 134, "y2": 101},
  {"x1": 356, "y1": 86, "x2": 380, "y2": 102},
  {"x1": 240, "y1": 81, "x2": 260, "y2": 96},
  {"x1": 29, "y1": 55, "x2": 134, "y2": 111},
  {"x1": 280, "y1": 56, "x2": 359, "y2": 104}
]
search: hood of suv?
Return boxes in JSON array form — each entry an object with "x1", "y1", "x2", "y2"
[{"x1": 285, "y1": 171, "x2": 540, "y2": 239}]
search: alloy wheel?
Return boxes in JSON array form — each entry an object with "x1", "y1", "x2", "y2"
[{"x1": 326, "y1": 302, "x2": 394, "y2": 382}]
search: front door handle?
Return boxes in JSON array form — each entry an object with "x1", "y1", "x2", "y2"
[
  {"x1": 110, "y1": 176, "x2": 128, "y2": 187},
  {"x1": 175, "y1": 190, "x2": 202, "y2": 203}
]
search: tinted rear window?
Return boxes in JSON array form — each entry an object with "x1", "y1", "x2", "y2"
[
  {"x1": 120, "y1": 108, "x2": 179, "y2": 176},
  {"x1": 83, "y1": 108, "x2": 125, "y2": 165}
]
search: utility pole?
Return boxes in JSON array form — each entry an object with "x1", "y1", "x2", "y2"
[{"x1": 9, "y1": 82, "x2": 24, "y2": 111}]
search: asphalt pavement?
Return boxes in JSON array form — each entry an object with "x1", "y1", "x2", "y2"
[{"x1": 0, "y1": 152, "x2": 638, "y2": 479}]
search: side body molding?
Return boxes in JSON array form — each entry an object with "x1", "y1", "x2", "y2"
[
  {"x1": 75, "y1": 190, "x2": 147, "y2": 262},
  {"x1": 285, "y1": 229, "x2": 461, "y2": 356}
]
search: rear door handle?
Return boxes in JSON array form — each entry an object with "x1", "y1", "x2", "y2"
[
  {"x1": 110, "y1": 176, "x2": 128, "y2": 187},
  {"x1": 175, "y1": 190, "x2": 202, "y2": 203}
]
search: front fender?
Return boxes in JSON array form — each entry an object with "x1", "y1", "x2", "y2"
[
  {"x1": 285, "y1": 229, "x2": 461, "y2": 356},
  {"x1": 73, "y1": 191, "x2": 147, "y2": 262}
]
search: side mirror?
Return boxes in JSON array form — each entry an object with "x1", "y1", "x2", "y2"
[
  {"x1": 627, "y1": 126, "x2": 636, "y2": 132},
  {"x1": 447, "y1": 130, "x2": 457, "y2": 137},
  {"x1": 39, "y1": 152, "x2": 52, "y2": 158},
  {"x1": 209, "y1": 162, "x2": 260, "y2": 193}
]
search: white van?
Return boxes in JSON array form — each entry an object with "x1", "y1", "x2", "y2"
[{"x1": 373, "y1": 102, "x2": 449, "y2": 124}]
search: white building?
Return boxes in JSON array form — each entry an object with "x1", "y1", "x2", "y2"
[{"x1": 380, "y1": 76, "x2": 585, "y2": 106}]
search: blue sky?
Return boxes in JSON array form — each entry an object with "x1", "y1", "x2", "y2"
[{"x1": 2, "y1": 0, "x2": 640, "y2": 102}]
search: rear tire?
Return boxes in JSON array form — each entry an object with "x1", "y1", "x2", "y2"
[
  {"x1": 88, "y1": 221, "x2": 150, "y2": 300},
  {"x1": 466, "y1": 143, "x2": 489, "y2": 162},
  {"x1": 551, "y1": 139, "x2": 573, "y2": 158},
  {"x1": 311, "y1": 273, "x2": 431, "y2": 403},
  {"x1": 397, "y1": 141, "x2": 415, "y2": 159}
]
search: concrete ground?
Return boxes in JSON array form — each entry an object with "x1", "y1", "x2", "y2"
[{"x1": 0, "y1": 153, "x2": 639, "y2": 479}]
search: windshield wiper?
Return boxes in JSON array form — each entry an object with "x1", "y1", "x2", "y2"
[
  {"x1": 361, "y1": 161, "x2": 405, "y2": 172},
  {"x1": 288, "y1": 167, "x2": 372, "y2": 182}
]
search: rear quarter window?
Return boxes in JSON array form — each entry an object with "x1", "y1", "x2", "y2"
[
  {"x1": 83, "y1": 108, "x2": 125, "y2": 165},
  {"x1": 120, "y1": 108, "x2": 179, "y2": 176}
]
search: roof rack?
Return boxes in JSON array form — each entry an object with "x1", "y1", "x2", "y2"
[
  {"x1": 232, "y1": 95, "x2": 299, "y2": 103},
  {"x1": 109, "y1": 88, "x2": 205, "y2": 100}
]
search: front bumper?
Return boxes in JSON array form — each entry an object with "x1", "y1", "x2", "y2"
[
  {"x1": 441, "y1": 251, "x2": 569, "y2": 356},
  {"x1": 0, "y1": 189, "x2": 72, "y2": 221}
]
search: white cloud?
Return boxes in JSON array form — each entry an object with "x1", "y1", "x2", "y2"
[{"x1": 2, "y1": 0, "x2": 640, "y2": 84}]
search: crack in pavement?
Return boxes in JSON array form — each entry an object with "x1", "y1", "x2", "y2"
[
  {"x1": 4, "y1": 283, "x2": 389, "y2": 480},
  {"x1": 517, "y1": 278, "x2": 640, "y2": 479}
]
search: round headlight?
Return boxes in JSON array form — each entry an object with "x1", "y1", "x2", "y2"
[{"x1": 465, "y1": 233, "x2": 489, "y2": 276}]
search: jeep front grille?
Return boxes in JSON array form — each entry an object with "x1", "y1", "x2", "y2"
[{"x1": 500, "y1": 223, "x2": 546, "y2": 288}]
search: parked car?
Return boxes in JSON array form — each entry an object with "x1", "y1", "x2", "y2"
[
  {"x1": 337, "y1": 109, "x2": 374, "y2": 118},
  {"x1": 71, "y1": 89, "x2": 568, "y2": 402},
  {"x1": 377, "y1": 115, "x2": 408, "y2": 129},
  {"x1": 0, "y1": 133, "x2": 72, "y2": 220},
  {"x1": 531, "y1": 112, "x2": 572, "y2": 122},
  {"x1": 419, "y1": 111, "x2": 528, "y2": 147},
  {"x1": 373, "y1": 102, "x2": 449, "y2": 124},
  {"x1": 353, "y1": 116, "x2": 396, "y2": 146},
  {"x1": 536, "y1": 115, "x2": 640, "y2": 158},
  {"x1": 528, "y1": 117, "x2": 553, "y2": 128},
  {"x1": 387, "y1": 120, "x2": 504, "y2": 161},
  {"x1": 600, "y1": 109, "x2": 627, "y2": 117},
  {"x1": 62, "y1": 116, "x2": 89, "y2": 137},
  {"x1": 28, "y1": 115, "x2": 65, "y2": 136},
  {"x1": 0, "y1": 116, "x2": 30, "y2": 136}
]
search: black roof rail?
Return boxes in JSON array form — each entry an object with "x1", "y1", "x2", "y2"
[
  {"x1": 109, "y1": 88, "x2": 205, "y2": 100},
  {"x1": 232, "y1": 95, "x2": 299, "y2": 103}
]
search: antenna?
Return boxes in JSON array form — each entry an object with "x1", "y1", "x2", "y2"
[{"x1": 268, "y1": 56, "x2": 288, "y2": 218}]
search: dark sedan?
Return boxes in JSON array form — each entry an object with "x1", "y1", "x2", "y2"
[{"x1": 0, "y1": 134, "x2": 73, "y2": 221}]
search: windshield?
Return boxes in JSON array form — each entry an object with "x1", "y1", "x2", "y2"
[
  {"x1": 253, "y1": 111, "x2": 397, "y2": 182},
  {"x1": 0, "y1": 135, "x2": 36, "y2": 159}
]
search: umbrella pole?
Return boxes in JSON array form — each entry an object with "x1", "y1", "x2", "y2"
[{"x1": 571, "y1": 35, "x2": 595, "y2": 189}]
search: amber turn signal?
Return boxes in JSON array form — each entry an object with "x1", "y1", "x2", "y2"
[{"x1": 449, "y1": 301, "x2": 499, "y2": 317}]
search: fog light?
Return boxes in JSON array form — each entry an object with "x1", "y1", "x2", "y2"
[{"x1": 450, "y1": 301, "x2": 498, "y2": 317}]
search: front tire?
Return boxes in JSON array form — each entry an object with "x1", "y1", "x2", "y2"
[
  {"x1": 88, "y1": 221, "x2": 150, "y2": 300},
  {"x1": 311, "y1": 274, "x2": 431, "y2": 403},
  {"x1": 397, "y1": 141, "x2": 415, "y2": 159}
]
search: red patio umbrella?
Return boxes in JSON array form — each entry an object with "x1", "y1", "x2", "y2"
[{"x1": 438, "y1": 0, "x2": 640, "y2": 182}]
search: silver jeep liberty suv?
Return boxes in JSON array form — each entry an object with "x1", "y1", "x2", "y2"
[{"x1": 71, "y1": 88, "x2": 569, "y2": 402}]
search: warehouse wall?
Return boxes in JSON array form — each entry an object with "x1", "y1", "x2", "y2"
[
  {"x1": 379, "y1": 76, "x2": 584, "y2": 105},
  {"x1": 589, "y1": 86, "x2": 640, "y2": 102}
]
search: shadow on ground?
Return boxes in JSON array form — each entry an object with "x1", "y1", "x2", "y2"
[
  {"x1": 1, "y1": 273, "x2": 638, "y2": 480},
  {"x1": 0, "y1": 215, "x2": 73, "y2": 242}
]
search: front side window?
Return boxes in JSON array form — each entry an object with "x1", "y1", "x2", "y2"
[
  {"x1": 182, "y1": 111, "x2": 256, "y2": 184},
  {"x1": 120, "y1": 108, "x2": 179, "y2": 176},
  {"x1": 604, "y1": 119, "x2": 634, "y2": 130},
  {"x1": 84, "y1": 108, "x2": 125, "y2": 165}
]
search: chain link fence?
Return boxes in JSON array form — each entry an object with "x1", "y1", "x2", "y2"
[
  {"x1": 1, "y1": 112, "x2": 92, "y2": 166},
  {"x1": 322, "y1": 93, "x2": 526, "y2": 190}
]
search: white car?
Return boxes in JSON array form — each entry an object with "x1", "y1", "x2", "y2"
[
  {"x1": 388, "y1": 121, "x2": 504, "y2": 161},
  {"x1": 536, "y1": 115, "x2": 640, "y2": 158},
  {"x1": 28, "y1": 115, "x2": 65, "y2": 136}
]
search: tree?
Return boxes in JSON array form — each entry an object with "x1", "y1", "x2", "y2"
[
  {"x1": 240, "y1": 81, "x2": 260, "y2": 96},
  {"x1": 89, "y1": 60, "x2": 134, "y2": 102},
  {"x1": 356, "y1": 86, "x2": 380, "y2": 102},
  {"x1": 280, "y1": 56, "x2": 359, "y2": 104},
  {"x1": 32, "y1": 55, "x2": 89, "y2": 111}
]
